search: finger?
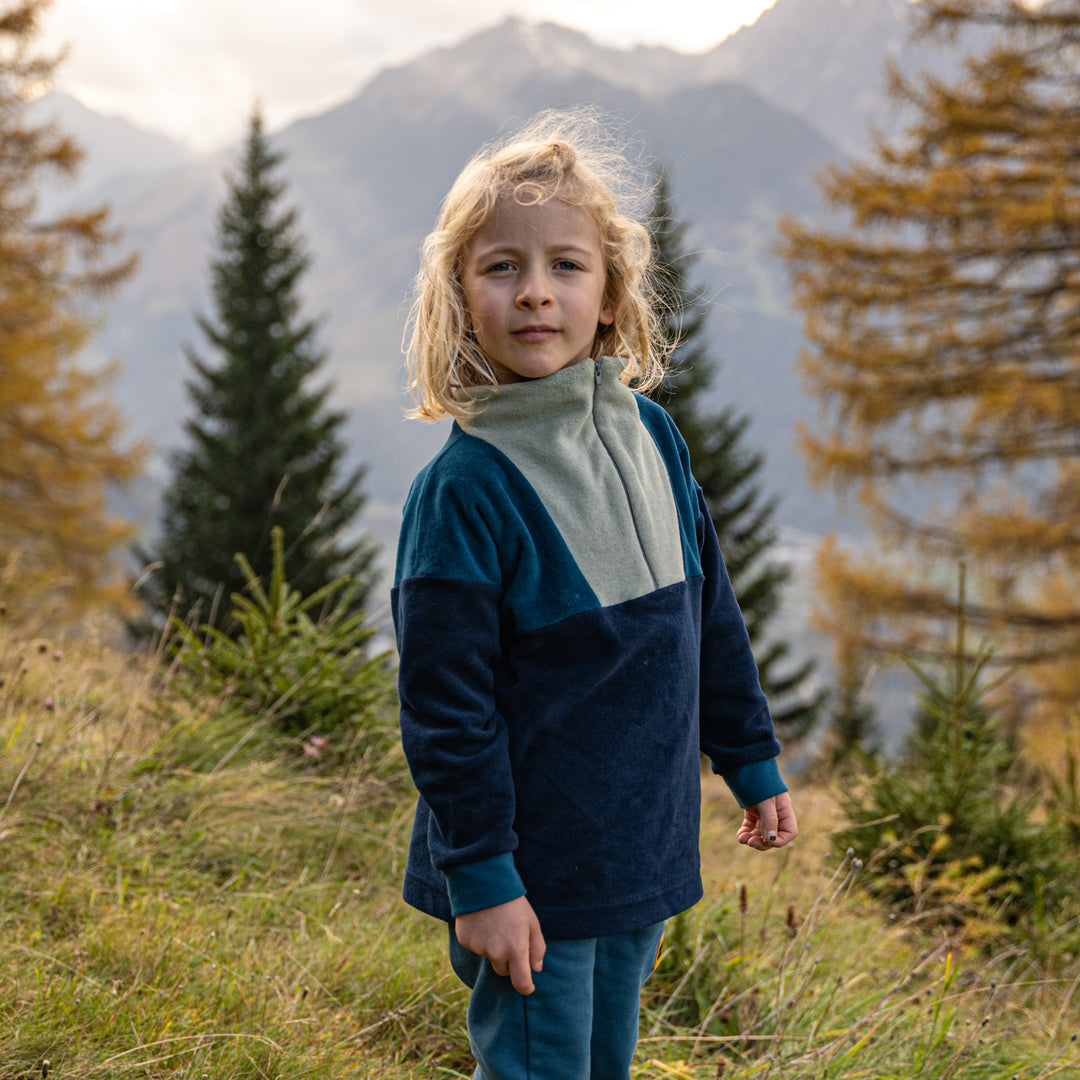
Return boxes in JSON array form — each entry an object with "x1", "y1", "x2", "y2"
[
  {"x1": 509, "y1": 952, "x2": 535, "y2": 996},
  {"x1": 529, "y1": 921, "x2": 547, "y2": 973},
  {"x1": 756, "y1": 799, "x2": 779, "y2": 845},
  {"x1": 736, "y1": 810, "x2": 757, "y2": 845},
  {"x1": 772, "y1": 794, "x2": 799, "y2": 846}
]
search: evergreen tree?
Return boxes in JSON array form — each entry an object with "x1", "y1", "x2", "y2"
[
  {"x1": 779, "y1": 0, "x2": 1080, "y2": 706},
  {"x1": 0, "y1": 0, "x2": 142, "y2": 613},
  {"x1": 141, "y1": 110, "x2": 375, "y2": 628},
  {"x1": 647, "y1": 172, "x2": 822, "y2": 740}
]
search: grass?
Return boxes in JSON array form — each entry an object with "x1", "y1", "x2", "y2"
[{"x1": 1, "y1": 616, "x2": 1078, "y2": 1078}]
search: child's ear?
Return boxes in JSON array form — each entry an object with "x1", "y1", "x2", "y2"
[{"x1": 599, "y1": 303, "x2": 614, "y2": 327}]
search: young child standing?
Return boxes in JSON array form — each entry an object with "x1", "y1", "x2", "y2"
[{"x1": 392, "y1": 110, "x2": 797, "y2": 1080}]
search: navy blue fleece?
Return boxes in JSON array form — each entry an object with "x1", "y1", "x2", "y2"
[{"x1": 392, "y1": 358, "x2": 785, "y2": 940}]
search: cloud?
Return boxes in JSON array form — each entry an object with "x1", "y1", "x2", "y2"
[
  {"x1": 39, "y1": 0, "x2": 776, "y2": 151},
  {"x1": 42, "y1": 0, "x2": 396, "y2": 149}
]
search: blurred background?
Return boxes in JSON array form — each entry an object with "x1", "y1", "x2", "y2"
[
  {"x1": 6, "y1": 5, "x2": 1080, "y2": 1075},
  {"x1": 7, "y1": 0, "x2": 1078, "y2": 752}
]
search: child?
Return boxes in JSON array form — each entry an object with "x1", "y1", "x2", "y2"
[{"x1": 392, "y1": 109, "x2": 797, "y2": 1080}]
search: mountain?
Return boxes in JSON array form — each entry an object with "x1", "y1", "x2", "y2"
[
  {"x1": 76, "y1": 24, "x2": 838, "y2": 550},
  {"x1": 50, "y1": 0, "x2": 991, "y2": 552},
  {"x1": 350, "y1": 18, "x2": 697, "y2": 108},
  {"x1": 701, "y1": 0, "x2": 917, "y2": 155},
  {"x1": 28, "y1": 92, "x2": 197, "y2": 214},
  {"x1": 704, "y1": 0, "x2": 994, "y2": 156}
]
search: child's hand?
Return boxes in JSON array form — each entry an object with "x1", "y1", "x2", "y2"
[
  {"x1": 737, "y1": 791, "x2": 798, "y2": 851},
  {"x1": 454, "y1": 895, "x2": 547, "y2": 995}
]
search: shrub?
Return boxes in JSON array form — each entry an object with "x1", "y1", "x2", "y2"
[
  {"x1": 833, "y1": 577, "x2": 1079, "y2": 951},
  {"x1": 168, "y1": 526, "x2": 396, "y2": 767}
]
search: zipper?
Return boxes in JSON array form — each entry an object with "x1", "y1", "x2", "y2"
[{"x1": 590, "y1": 358, "x2": 659, "y2": 590}]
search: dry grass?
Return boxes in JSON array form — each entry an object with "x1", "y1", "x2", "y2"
[{"x1": 1, "y1": 615, "x2": 1078, "y2": 1078}]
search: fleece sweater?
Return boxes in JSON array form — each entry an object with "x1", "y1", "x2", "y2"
[{"x1": 391, "y1": 356, "x2": 785, "y2": 941}]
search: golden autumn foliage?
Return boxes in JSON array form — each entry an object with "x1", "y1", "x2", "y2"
[
  {"x1": 0, "y1": 0, "x2": 142, "y2": 613},
  {"x1": 779, "y1": 0, "x2": 1080, "y2": 704}
]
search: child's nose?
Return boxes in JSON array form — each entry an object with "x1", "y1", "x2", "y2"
[{"x1": 516, "y1": 269, "x2": 553, "y2": 308}]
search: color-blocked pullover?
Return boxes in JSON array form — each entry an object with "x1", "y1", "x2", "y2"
[{"x1": 392, "y1": 356, "x2": 785, "y2": 941}]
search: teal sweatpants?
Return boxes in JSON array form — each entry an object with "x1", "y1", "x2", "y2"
[{"x1": 448, "y1": 920, "x2": 665, "y2": 1080}]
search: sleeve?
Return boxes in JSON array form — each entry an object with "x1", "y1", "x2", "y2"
[
  {"x1": 392, "y1": 459, "x2": 526, "y2": 915},
  {"x1": 694, "y1": 485, "x2": 788, "y2": 809}
]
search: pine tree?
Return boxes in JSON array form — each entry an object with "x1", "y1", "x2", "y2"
[
  {"x1": 834, "y1": 567, "x2": 1078, "y2": 947},
  {"x1": 779, "y1": 0, "x2": 1080, "y2": 707},
  {"x1": 141, "y1": 110, "x2": 375, "y2": 628},
  {"x1": 648, "y1": 172, "x2": 822, "y2": 740},
  {"x1": 0, "y1": 0, "x2": 142, "y2": 613}
]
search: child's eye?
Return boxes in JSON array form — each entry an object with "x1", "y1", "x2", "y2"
[
  {"x1": 486, "y1": 261, "x2": 514, "y2": 273},
  {"x1": 554, "y1": 259, "x2": 580, "y2": 271}
]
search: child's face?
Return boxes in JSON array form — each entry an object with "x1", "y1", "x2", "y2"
[{"x1": 461, "y1": 198, "x2": 614, "y2": 384}]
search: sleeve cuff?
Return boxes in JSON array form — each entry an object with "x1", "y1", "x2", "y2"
[
  {"x1": 444, "y1": 853, "x2": 526, "y2": 916},
  {"x1": 721, "y1": 758, "x2": 788, "y2": 809}
]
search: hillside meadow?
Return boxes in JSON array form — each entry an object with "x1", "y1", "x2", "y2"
[{"x1": 2, "y1": 612, "x2": 1078, "y2": 1079}]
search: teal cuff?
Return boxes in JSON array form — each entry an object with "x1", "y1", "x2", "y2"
[
  {"x1": 444, "y1": 853, "x2": 527, "y2": 916},
  {"x1": 721, "y1": 758, "x2": 788, "y2": 809}
]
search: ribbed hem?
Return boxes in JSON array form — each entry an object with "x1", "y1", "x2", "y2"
[
  {"x1": 444, "y1": 853, "x2": 526, "y2": 916},
  {"x1": 721, "y1": 758, "x2": 787, "y2": 809},
  {"x1": 405, "y1": 869, "x2": 704, "y2": 941}
]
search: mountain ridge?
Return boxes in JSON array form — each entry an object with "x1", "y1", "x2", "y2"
[{"x1": 48, "y1": 0, "x2": 968, "y2": 546}]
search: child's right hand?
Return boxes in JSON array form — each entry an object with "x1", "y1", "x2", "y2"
[{"x1": 454, "y1": 895, "x2": 547, "y2": 995}]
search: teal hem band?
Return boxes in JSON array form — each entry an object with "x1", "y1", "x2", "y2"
[
  {"x1": 721, "y1": 758, "x2": 787, "y2": 809},
  {"x1": 445, "y1": 853, "x2": 526, "y2": 917}
]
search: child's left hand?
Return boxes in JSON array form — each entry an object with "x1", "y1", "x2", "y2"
[{"x1": 737, "y1": 791, "x2": 798, "y2": 851}]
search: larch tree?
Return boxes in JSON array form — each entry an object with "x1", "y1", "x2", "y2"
[
  {"x1": 779, "y1": 0, "x2": 1080, "y2": 707},
  {"x1": 0, "y1": 0, "x2": 142, "y2": 613},
  {"x1": 140, "y1": 109, "x2": 376, "y2": 629},
  {"x1": 648, "y1": 171, "x2": 823, "y2": 740}
]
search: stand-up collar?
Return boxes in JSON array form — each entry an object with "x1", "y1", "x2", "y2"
[{"x1": 456, "y1": 356, "x2": 685, "y2": 608}]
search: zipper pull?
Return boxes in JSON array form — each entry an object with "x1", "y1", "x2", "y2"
[{"x1": 594, "y1": 358, "x2": 602, "y2": 388}]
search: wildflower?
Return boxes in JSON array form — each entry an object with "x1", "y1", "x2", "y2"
[{"x1": 302, "y1": 735, "x2": 328, "y2": 758}]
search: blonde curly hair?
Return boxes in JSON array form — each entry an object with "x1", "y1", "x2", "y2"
[{"x1": 404, "y1": 109, "x2": 669, "y2": 420}]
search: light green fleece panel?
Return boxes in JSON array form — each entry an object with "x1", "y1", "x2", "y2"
[{"x1": 458, "y1": 357, "x2": 684, "y2": 608}]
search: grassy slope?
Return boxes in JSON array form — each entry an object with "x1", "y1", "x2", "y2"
[{"x1": 1, "y1": 623, "x2": 1077, "y2": 1079}]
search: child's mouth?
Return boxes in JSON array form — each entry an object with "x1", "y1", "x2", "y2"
[{"x1": 513, "y1": 326, "x2": 557, "y2": 342}]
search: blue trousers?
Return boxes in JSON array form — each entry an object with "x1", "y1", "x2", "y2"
[{"x1": 448, "y1": 920, "x2": 665, "y2": 1080}]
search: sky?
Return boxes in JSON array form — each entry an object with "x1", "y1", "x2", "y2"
[{"x1": 38, "y1": 0, "x2": 780, "y2": 153}]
